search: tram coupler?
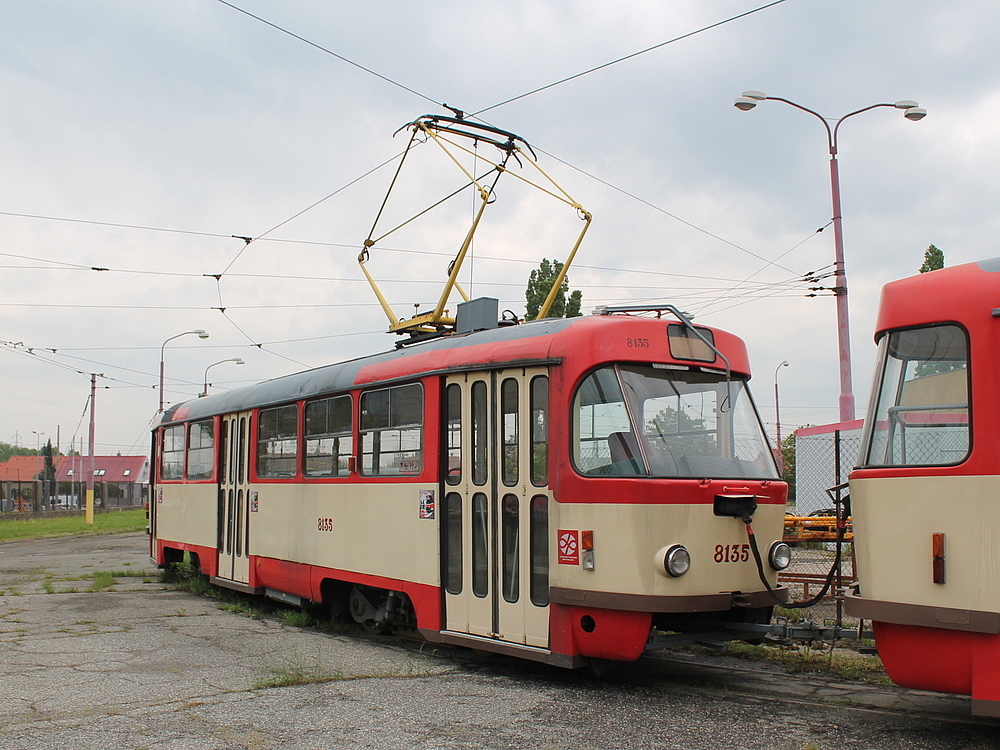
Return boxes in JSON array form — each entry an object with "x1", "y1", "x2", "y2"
[{"x1": 713, "y1": 494, "x2": 757, "y2": 523}]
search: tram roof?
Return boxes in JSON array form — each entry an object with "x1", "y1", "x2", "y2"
[
  {"x1": 161, "y1": 316, "x2": 578, "y2": 425},
  {"x1": 875, "y1": 257, "x2": 1000, "y2": 338},
  {"x1": 160, "y1": 313, "x2": 744, "y2": 425}
]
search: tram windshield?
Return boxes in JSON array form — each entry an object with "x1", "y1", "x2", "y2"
[
  {"x1": 573, "y1": 364, "x2": 779, "y2": 479},
  {"x1": 861, "y1": 324, "x2": 970, "y2": 467}
]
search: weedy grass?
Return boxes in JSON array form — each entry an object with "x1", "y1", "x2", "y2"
[
  {"x1": 704, "y1": 641, "x2": 891, "y2": 685},
  {"x1": 0, "y1": 509, "x2": 147, "y2": 542},
  {"x1": 86, "y1": 571, "x2": 117, "y2": 592},
  {"x1": 163, "y1": 559, "x2": 364, "y2": 635},
  {"x1": 251, "y1": 655, "x2": 345, "y2": 690}
]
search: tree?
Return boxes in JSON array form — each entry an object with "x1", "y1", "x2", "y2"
[
  {"x1": 524, "y1": 258, "x2": 583, "y2": 321},
  {"x1": 0, "y1": 442, "x2": 38, "y2": 462},
  {"x1": 780, "y1": 431, "x2": 797, "y2": 501},
  {"x1": 919, "y1": 244, "x2": 944, "y2": 273},
  {"x1": 40, "y1": 440, "x2": 57, "y2": 482}
]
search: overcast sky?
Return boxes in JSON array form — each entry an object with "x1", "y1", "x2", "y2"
[{"x1": 2, "y1": 0, "x2": 998, "y2": 455}]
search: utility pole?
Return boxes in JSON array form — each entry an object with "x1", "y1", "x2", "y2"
[{"x1": 86, "y1": 374, "x2": 96, "y2": 525}]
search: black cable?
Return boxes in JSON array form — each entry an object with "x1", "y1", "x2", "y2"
[
  {"x1": 745, "y1": 519, "x2": 841, "y2": 609},
  {"x1": 214, "y1": 0, "x2": 442, "y2": 109},
  {"x1": 471, "y1": 0, "x2": 790, "y2": 116}
]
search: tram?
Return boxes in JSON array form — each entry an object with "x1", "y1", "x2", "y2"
[
  {"x1": 846, "y1": 258, "x2": 1000, "y2": 716},
  {"x1": 150, "y1": 303, "x2": 791, "y2": 668}
]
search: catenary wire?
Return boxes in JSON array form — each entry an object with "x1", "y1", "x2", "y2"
[{"x1": 471, "y1": 0, "x2": 790, "y2": 117}]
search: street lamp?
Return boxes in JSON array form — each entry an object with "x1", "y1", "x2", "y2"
[
  {"x1": 32, "y1": 430, "x2": 45, "y2": 451},
  {"x1": 774, "y1": 361, "x2": 789, "y2": 476},
  {"x1": 159, "y1": 330, "x2": 209, "y2": 413},
  {"x1": 201, "y1": 358, "x2": 245, "y2": 397},
  {"x1": 734, "y1": 91, "x2": 926, "y2": 422}
]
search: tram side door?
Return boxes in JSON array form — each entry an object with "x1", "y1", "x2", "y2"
[
  {"x1": 217, "y1": 411, "x2": 253, "y2": 584},
  {"x1": 442, "y1": 367, "x2": 551, "y2": 649}
]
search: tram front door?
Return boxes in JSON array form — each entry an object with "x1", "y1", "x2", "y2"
[
  {"x1": 217, "y1": 410, "x2": 253, "y2": 585},
  {"x1": 441, "y1": 368, "x2": 552, "y2": 649}
]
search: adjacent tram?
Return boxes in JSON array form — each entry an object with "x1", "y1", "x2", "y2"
[
  {"x1": 847, "y1": 259, "x2": 1000, "y2": 716},
  {"x1": 150, "y1": 304, "x2": 790, "y2": 668}
]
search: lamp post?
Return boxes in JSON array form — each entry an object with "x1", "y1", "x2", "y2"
[
  {"x1": 201, "y1": 358, "x2": 245, "y2": 397},
  {"x1": 734, "y1": 92, "x2": 926, "y2": 423},
  {"x1": 158, "y1": 330, "x2": 209, "y2": 413},
  {"x1": 774, "y1": 360, "x2": 789, "y2": 476}
]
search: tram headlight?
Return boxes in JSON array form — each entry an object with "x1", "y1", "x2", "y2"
[
  {"x1": 768, "y1": 541, "x2": 792, "y2": 571},
  {"x1": 664, "y1": 545, "x2": 691, "y2": 577}
]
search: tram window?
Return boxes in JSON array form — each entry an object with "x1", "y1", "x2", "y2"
[
  {"x1": 360, "y1": 383, "x2": 423, "y2": 475},
  {"x1": 471, "y1": 381, "x2": 488, "y2": 485},
  {"x1": 216, "y1": 487, "x2": 225, "y2": 551},
  {"x1": 667, "y1": 324, "x2": 716, "y2": 363},
  {"x1": 305, "y1": 395, "x2": 353, "y2": 477},
  {"x1": 444, "y1": 492, "x2": 462, "y2": 594},
  {"x1": 472, "y1": 493, "x2": 489, "y2": 598},
  {"x1": 573, "y1": 364, "x2": 778, "y2": 479},
  {"x1": 863, "y1": 324, "x2": 970, "y2": 467},
  {"x1": 228, "y1": 419, "x2": 236, "y2": 485},
  {"x1": 530, "y1": 495, "x2": 549, "y2": 607},
  {"x1": 445, "y1": 384, "x2": 462, "y2": 485},
  {"x1": 258, "y1": 405, "x2": 299, "y2": 478},
  {"x1": 501, "y1": 379, "x2": 519, "y2": 486},
  {"x1": 237, "y1": 417, "x2": 246, "y2": 485},
  {"x1": 219, "y1": 419, "x2": 229, "y2": 485},
  {"x1": 235, "y1": 489, "x2": 244, "y2": 557},
  {"x1": 161, "y1": 425, "x2": 185, "y2": 480},
  {"x1": 186, "y1": 419, "x2": 215, "y2": 480},
  {"x1": 573, "y1": 367, "x2": 647, "y2": 476},
  {"x1": 530, "y1": 376, "x2": 549, "y2": 486},
  {"x1": 502, "y1": 494, "x2": 520, "y2": 603}
]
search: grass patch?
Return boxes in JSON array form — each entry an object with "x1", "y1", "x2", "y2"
[
  {"x1": 251, "y1": 655, "x2": 344, "y2": 690},
  {"x1": 702, "y1": 641, "x2": 891, "y2": 685},
  {"x1": 0, "y1": 509, "x2": 147, "y2": 542},
  {"x1": 86, "y1": 572, "x2": 117, "y2": 592},
  {"x1": 279, "y1": 609, "x2": 317, "y2": 628}
]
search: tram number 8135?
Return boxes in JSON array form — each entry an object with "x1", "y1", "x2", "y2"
[{"x1": 714, "y1": 544, "x2": 751, "y2": 564}]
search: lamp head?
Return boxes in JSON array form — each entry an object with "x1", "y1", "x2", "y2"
[
  {"x1": 735, "y1": 90, "x2": 767, "y2": 111},
  {"x1": 195, "y1": 329, "x2": 210, "y2": 339},
  {"x1": 894, "y1": 100, "x2": 927, "y2": 121}
]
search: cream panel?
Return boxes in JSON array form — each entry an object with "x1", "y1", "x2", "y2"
[
  {"x1": 852, "y1": 475, "x2": 1000, "y2": 612},
  {"x1": 156, "y1": 484, "x2": 217, "y2": 549},
  {"x1": 249, "y1": 482, "x2": 440, "y2": 586},
  {"x1": 549, "y1": 501, "x2": 785, "y2": 597}
]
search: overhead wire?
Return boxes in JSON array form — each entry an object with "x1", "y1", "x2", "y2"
[
  {"x1": 0, "y1": 214, "x2": 814, "y2": 285},
  {"x1": 214, "y1": 0, "x2": 444, "y2": 110},
  {"x1": 471, "y1": 0, "x2": 790, "y2": 116}
]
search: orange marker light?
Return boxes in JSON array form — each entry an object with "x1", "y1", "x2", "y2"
[
  {"x1": 581, "y1": 530, "x2": 594, "y2": 551},
  {"x1": 932, "y1": 532, "x2": 946, "y2": 585}
]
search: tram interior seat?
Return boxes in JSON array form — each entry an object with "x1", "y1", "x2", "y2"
[
  {"x1": 642, "y1": 435, "x2": 679, "y2": 475},
  {"x1": 606, "y1": 431, "x2": 645, "y2": 475}
]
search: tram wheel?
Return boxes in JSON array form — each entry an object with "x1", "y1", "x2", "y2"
[{"x1": 349, "y1": 586, "x2": 391, "y2": 634}]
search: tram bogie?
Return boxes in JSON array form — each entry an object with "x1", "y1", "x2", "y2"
[
  {"x1": 847, "y1": 258, "x2": 1000, "y2": 717},
  {"x1": 151, "y1": 309, "x2": 788, "y2": 668}
]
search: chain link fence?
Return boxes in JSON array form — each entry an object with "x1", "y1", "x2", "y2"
[
  {"x1": 778, "y1": 423, "x2": 864, "y2": 633},
  {"x1": 1, "y1": 480, "x2": 146, "y2": 515}
]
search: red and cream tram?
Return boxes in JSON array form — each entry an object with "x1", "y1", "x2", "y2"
[
  {"x1": 847, "y1": 259, "x2": 1000, "y2": 716},
  {"x1": 151, "y1": 305, "x2": 789, "y2": 667}
]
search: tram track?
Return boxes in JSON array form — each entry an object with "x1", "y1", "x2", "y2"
[{"x1": 382, "y1": 627, "x2": 989, "y2": 728}]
